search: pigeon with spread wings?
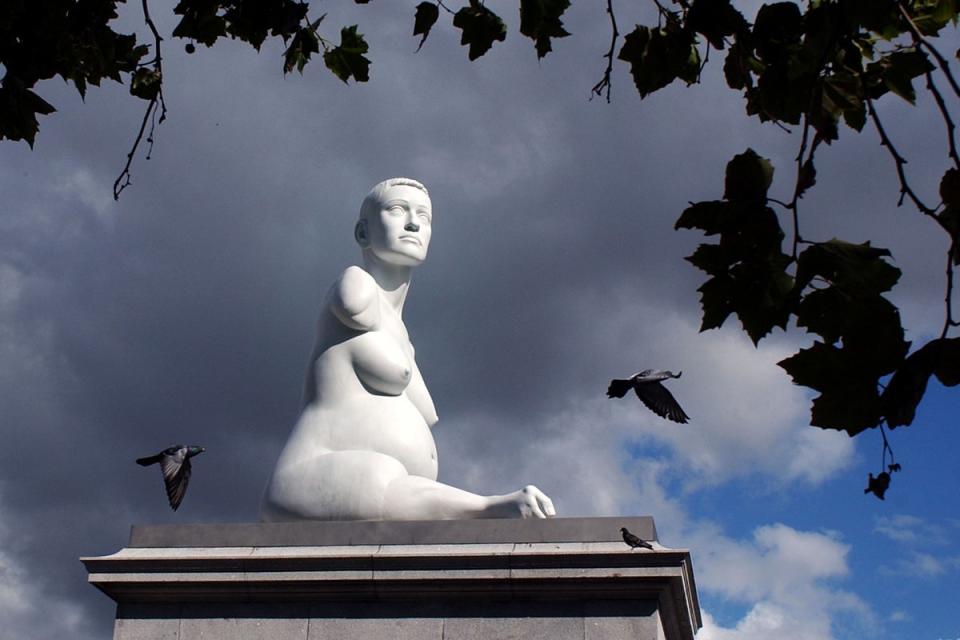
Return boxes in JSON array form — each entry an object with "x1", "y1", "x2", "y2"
[
  {"x1": 607, "y1": 369, "x2": 689, "y2": 423},
  {"x1": 136, "y1": 445, "x2": 205, "y2": 510}
]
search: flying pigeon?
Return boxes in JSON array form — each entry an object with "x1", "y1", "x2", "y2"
[
  {"x1": 620, "y1": 527, "x2": 654, "y2": 550},
  {"x1": 607, "y1": 369, "x2": 689, "y2": 423},
  {"x1": 136, "y1": 445, "x2": 205, "y2": 510}
]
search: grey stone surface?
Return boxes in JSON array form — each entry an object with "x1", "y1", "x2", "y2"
[
  {"x1": 442, "y1": 616, "x2": 585, "y2": 640},
  {"x1": 115, "y1": 604, "x2": 181, "y2": 640},
  {"x1": 127, "y1": 516, "x2": 657, "y2": 548},
  {"x1": 584, "y1": 601, "x2": 662, "y2": 640},
  {"x1": 86, "y1": 518, "x2": 699, "y2": 640},
  {"x1": 307, "y1": 617, "x2": 444, "y2": 640},
  {"x1": 179, "y1": 617, "x2": 308, "y2": 640}
]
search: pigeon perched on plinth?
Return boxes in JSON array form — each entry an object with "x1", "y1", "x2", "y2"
[
  {"x1": 136, "y1": 445, "x2": 205, "y2": 510},
  {"x1": 607, "y1": 369, "x2": 689, "y2": 423},
  {"x1": 620, "y1": 527, "x2": 654, "y2": 550}
]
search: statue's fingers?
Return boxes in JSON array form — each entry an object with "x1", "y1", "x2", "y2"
[
  {"x1": 539, "y1": 493, "x2": 556, "y2": 517},
  {"x1": 528, "y1": 499, "x2": 546, "y2": 519}
]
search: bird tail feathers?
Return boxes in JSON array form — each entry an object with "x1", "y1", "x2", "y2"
[{"x1": 136, "y1": 455, "x2": 162, "y2": 466}]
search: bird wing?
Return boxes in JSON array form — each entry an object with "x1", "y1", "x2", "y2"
[
  {"x1": 136, "y1": 453, "x2": 162, "y2": 466},
  {"x1": 160, "y1": 455, "x2": 192, "y2": 510},
  {"x1": 607, "y1": 379, "x2": 634, "y2": 398},
  {"x1": 634, "y1": 380, "x2": 690, "y2": 423}
]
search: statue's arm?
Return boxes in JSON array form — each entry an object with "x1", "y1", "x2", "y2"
[
  {"x1": 383, "y1": 476, "x2": 555, "y2": 520},
  {"x1": 329, "y1": 266, "x2": 380, "y2": 331}
]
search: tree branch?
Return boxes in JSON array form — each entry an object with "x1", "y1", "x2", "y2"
[
  {"x1": 590, "y1": 0, "x2": 619, "y2": 103},
  {"x1": 866, "y1": 96, "x2": 939, "y2": 220},
  {"x1": 944, "y1": 245, "x2": 957, "y2": 338},
  {"x1": 114, "y1": 0, "x2": 167, "y2": 200},
  {"x1": 898, "y1": 1, "x2": 960, "y2": 100},
  {"x1": 923, "y1": 65, "x2": 960, "y2": 169}
]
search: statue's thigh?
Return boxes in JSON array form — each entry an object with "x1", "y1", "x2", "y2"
[{"x1": 264, "y1": 450, "x2": 407, "y2": 521}]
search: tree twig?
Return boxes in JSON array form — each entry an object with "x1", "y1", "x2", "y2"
[
  {"x1": 866, "y1": 96, "x2": 939, "y2": 220},
  {"x1": 943, "y1": 246, "x2": 958, "y2": 338},
  {"x1": 114, "y1": 0, "x2": 167, "y2": 199},
  {"x1": 898, "y1": 1, "x2": 960, "y2": 100},
  {"x1": 590, "y1": 0, "x2": 619, "y2": 103},
  {"x1": 923, "y1": 66, "x2": 960, "y2": 169}
]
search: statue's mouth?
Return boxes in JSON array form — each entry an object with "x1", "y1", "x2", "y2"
[{"x1": 399, "y1": 235, "x2": 422, "y2": 246}]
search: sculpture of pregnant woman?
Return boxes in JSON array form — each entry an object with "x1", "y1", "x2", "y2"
[{"x1": 261, "y1": 178, "x2": 555, "y2": 521}]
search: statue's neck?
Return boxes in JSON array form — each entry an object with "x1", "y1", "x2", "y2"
[{"x1": 362, "y1": 256, "x2": 411, "y2": 314}]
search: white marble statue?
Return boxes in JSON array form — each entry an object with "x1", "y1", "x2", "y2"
[{"x1": 261, "y1": 178, "x2": 555, "y2": 521}]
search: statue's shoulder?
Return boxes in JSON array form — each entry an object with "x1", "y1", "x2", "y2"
[{"x1": 329, "y1": 266, "x2": 379, "y2": 330}]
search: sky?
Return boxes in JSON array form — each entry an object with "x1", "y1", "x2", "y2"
[{"x1": 1, "y1": 1, "x2": 958, "y2": 639}]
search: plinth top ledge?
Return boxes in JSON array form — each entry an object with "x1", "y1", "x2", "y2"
[{"x1": 127, "y1": 516, "x2": 657, "y2": 548}]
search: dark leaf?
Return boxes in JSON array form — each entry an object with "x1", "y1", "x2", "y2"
[
  {"x1": 724, "y1": 148, "x2": 774, "y2": 202},
  {"x1": 0, "y1": 80, "x2": 57, "y2": 147},
  {"x1": 940, "y1": 168, "x2": 960, "y2": 207},
  {"x1": 696, "y1": 276, "x2": 735, "y2": 331},
  {"x1": 752, "y1": 2, "x2": 803, "y2": 63},
  {"x1": 931, "y1": 336, "x2": 960, "y2": 386},
  {"x1": 723, "y1": 41, "x2": 753, "y2": 90},
  {"x1": 284, "y1": 25, "x2": 320, "y2": 74},
  {"x1": 173, "y1": 0, "x2": 228, "y2": 47},
  {"x1": 224, "y1": 0, "x2": 307, "y2": 49},
  {"x1": 519, "y1": 0, "x2": 571, "y2": 59},
  {"x1": 686, "y1": 244, "x2": 728, "y2": 276},
  {"x1": 618, "y1": 25, "x2": 701, "y2": 98},
  {"x1": 779, "y1": 342, "x2": 883, "y2": 433},
  {"x1": 675, "y1": 200, "x2": 728, "y2": 235},
  {"x1": 686, "y1": 0, "x2": 748, "y2": 49},
  {"x1": 794, "y1": 239, "x2": 901, "y2": 295},
  {"x1": 452, "y1": 0, "x2": 507, "y2": 61},
  {"x1": 797, "y1": 158, "x2": 817, "y2": 197},
  {"x1": 864, "y1": 472, "x2": 890, "y2": 499},
  {"x1": 881, "y1": 342, "x2": 942, "y2": 428},
  {"x1": 911, "y1": 0, "x2": 958, "y2": 36},
  {"x1": 869, "y1": 49, "x2": 935, "y2": 104},
  {"x1": 130, "y1": 68, "x2": 162, "y2": 101},
  {"x1": 323, "y1": 25, "x2": 371, "y2": 83},
  {"x1": 413, "y1": 2, "x2": 440, "y2": 52},
  {"x1": 888, "y1": 463, "x2": 902, "y2": 472}
]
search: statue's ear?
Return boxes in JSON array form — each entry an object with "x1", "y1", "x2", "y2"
[{"x1": 354, "y1": 220, "x2": 369, "y2": 247}]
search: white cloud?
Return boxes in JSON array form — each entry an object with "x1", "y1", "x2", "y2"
[
  {"x1": 691, "y1": 523, "x2": 873, "y2": 640},
  {"x1": 571, "y1": 288, "x2": 856, "y2": 489},
  {"x1": 874, "y1": 514, "x2": 950, "y2": 546},
  {"x1": 880, "y1": 550, "x2": 952, "y2": 578},
  {"x1": 53, "y1": 167, "x2": 117, "y2": 226},
  {"x1": 888, "y1": 610, "x2": 912, "y2": 623}
]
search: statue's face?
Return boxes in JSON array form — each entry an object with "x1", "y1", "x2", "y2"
[{"x1": 362, "y1": 184, "x2": 432, "y2": 266}]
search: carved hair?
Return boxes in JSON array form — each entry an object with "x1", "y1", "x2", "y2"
[{"x1": 359, "y1": 178, "x2": 429, "y2": 222}]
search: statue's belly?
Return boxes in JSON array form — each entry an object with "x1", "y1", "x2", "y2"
[{"x1": 288, "y1": 397, "x2": 439, "y2": 480}]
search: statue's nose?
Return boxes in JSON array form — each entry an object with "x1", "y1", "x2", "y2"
[{"x1": 404, "y1": 221, "x2": 419, "y2": 232}]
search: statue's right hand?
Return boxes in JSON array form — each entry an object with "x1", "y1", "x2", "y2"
[{"x1": 489, "y1": 485, "x2": 556, "y2": 519}]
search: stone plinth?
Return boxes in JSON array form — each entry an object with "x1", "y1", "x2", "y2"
[{"x1": 82, "y1": 517, "x2": 701, "y2": 640}]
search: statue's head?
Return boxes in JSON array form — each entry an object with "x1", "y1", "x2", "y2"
[{"x1": 356, "y1": 178, "x2": 432, "y2": 267}]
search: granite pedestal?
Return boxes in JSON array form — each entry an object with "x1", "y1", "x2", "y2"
[{"x1": 82, "y1": 517, "x2": 700, "y2": 640}]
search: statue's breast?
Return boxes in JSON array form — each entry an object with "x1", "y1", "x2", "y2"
[{"x1": 348, "y1": 329, "x2": 413, "y2": 396}]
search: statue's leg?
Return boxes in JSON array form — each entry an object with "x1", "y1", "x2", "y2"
[{"x1": 260, "y1": 450, "x2": 408, "y2": 521}]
